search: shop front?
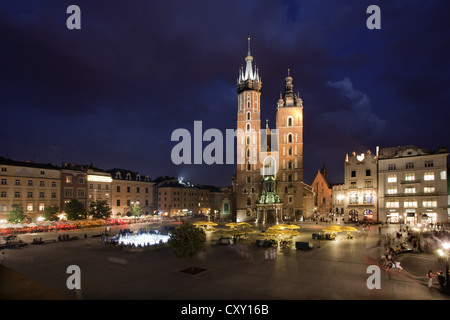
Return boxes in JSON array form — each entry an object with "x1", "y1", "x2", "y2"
[
  {"x1": 386, "y1": 211, "x2": 399, "y2": 223},
  {"x1": 421, "y1": 212, "x2": 437, "y2": 224},
  {"x1": 405, "y1": 210, "x2": 416, "y2": 224}
]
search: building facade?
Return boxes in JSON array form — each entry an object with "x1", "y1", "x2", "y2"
[
  {"x1": 378, "y1": 146, "x2": 448, "y2": 224},
  {"x1": 86, "y1": 168, "x2": 112, "y2": 210},
  {"x1": 60, "y1": 163, "x2": 88, "y2": 213},
  {"x1": 0, "y1": 157, "x2": 61, "y2": 222},
  {"x1": 331, "y1": 150, "x2": 378, "y2": 222},
  {"x1": 108, "y1": 169, "x2": 154, "y2": 218},
  {"x1": 311, "y1": 164, "x2": 333, "y2": 219},
  {"x1": 156, "y1": 179, "x2": 210, "y2": 217},
  {"x1": 235, "y1": 38, "x2": 304, "y2": 223},
  {"x1": 344, "y1": 150, "x2": 378, "y2": 222}
]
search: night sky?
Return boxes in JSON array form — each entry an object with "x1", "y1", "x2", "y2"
[{"x1": 1, "y1": 1, "x2": 449, "y2": 187}]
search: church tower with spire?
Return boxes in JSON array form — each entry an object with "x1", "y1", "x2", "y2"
[
  {"x1": 235, "y1": 36, "x2": 262, "y2": 221},
  {"x1": 235, "y1": 37, "x2": 305, "y2": 223}
]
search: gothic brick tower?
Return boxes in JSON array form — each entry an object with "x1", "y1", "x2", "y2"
[
  {"x1": 235, "y1": 38, "x2": 304, "y2": 223},
  {"x1": 275, "y1": 71, "x2": 304, "y2": 219},
  {"x1": 235, "y1": 37, "x2": 262, "y2": 222}
]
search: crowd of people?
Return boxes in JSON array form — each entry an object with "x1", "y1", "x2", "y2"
[{"x1": 380, "y1": 247, "x2": 403, "y2": 271}]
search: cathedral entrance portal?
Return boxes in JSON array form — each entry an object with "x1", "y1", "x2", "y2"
[{"x1": 266, "y1": 209, "x2": 276, "y2": 224}]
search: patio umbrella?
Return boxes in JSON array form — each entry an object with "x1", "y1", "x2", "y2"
[
  {"x1": 268, "y1": 223, "x2": 291, "y2": 230},
  {"x1": 240, "y1": 227, "x2": 257, "y2": 234},
  {"x1": 279, "y1": 229, "x2": 300, "y2": 236},
  {"x1": 340, "y1": 226, "x2": 358, "y2": 232},
  {"x1": 237, "y1": 222, "x2": 253, "y2": 228},
  {"x1": 213, "y1": 229, "x2": 231, "y2": 236},
  {"x1": 260, "y1": 230, "x2": 282, "y2": 237},
  {"x1": 322, "y1": 226, "x2": 341, "y2": 233},
  {"x1": 193, "y1": 221, "x2": 210, "y2": 226},
  {"x1": 225, "y1": 222, "x2": 241, "y2": 228}
]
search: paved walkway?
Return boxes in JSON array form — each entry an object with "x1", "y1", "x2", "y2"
[{"x1": 1, "y1": 221, "x2": 449, "y2": 301}]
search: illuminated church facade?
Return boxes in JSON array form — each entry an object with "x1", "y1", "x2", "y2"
[{"x1": 234, "y1": 38, "x2": 305, "y2": 223}]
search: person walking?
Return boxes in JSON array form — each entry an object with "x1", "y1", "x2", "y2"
[
  {"x1": 427, "y1": 270, "x2": 434, "y2": 288},
  {"x1": 437, "y1": 270, "x2": 446, "y2": 291}
]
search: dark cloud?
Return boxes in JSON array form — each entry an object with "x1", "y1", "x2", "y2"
[{"x1": 1, "y1": 0, "x2": 449, "y2": 186}]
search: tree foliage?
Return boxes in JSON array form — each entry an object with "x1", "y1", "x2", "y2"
[
  {"x1": 43, "y1": 205, "x2": 60, "y2": 222},
  {"x1": 6, "y1": 204, "x2": 26, "y2": 224},
  {"x1": 131, "y1": 203, "x2": 143, "y2": 219},
  {"x1": 168, "y1": 222, "x2": 206, "y2": 269},
  {"x1": 88, "y1": 200, "x2": 111, "y2": 219},
  {"x1": 64, "y1": 199, "x2": 87, "y2": 220}
]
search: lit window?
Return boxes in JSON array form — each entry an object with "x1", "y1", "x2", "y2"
[
  {"x1": 39, "y1": 204, "x2": 45, "y2": 211},
  {"x1": 349, "y1": 193, "x2": 358, "y2": 204},
  {"x1": 387, "y1": 187, "x2": 397, "y2": 194},
  {"x1": 387, "y1": 174, "x2": 397, "y2": 183},
  {"x1": 27, "y1": 204, "x2": 33, "y2": 211},
  {"x1": 440, "y1": 171, "x2": 447, "y2": 180},
  {"x1": 404, "y1": 187, "x2": 415, "y2": 194},
  {"x1": 405, "y1": 173, "x2": 415, "y2": 181},
  {"x1": 66, "y1": 176, "x2": 72, "y2": 183},
  {"x1": 422, "y1": 200, "x2": 437, "y2": 208},
  {"x1": 363, "y1": 193, "x2": 373, "y2": 204},
  {"x1": 404, "y1": 200, "x2": 417, "y2": 208},
  {"x1": 424, "y1": 172, "x2": 434, "y2": 181},
  {"x1": 386, "y1": 200, "x2": 399, "y2": 208},
  {"x1": 424, "y1": 187, "x2": 435, "y2": 193}
]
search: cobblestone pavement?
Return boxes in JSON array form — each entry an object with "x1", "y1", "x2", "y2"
[{"x1": 1, "y1": 221, "x2": 449, "y2": 301}]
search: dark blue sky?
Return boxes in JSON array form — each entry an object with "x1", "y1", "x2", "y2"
[{"x1": 1, "y1": 0, "x2": 449, "y2": 187}]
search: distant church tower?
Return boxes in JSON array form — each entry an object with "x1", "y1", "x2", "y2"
[{"x1": 235, "y1": 37, "x2": 304, "y2": 223}]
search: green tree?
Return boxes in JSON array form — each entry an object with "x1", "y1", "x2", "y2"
[
  {"x1": 64, "y1": 199, "x2": 87, "y2": 220},
  {"x1": 131, "y1": 202, "x2": 143, "y2": 221},
  {"x1": 168, "y1": 222, "x2": 206, "y2": 270},
  {"x1": 43, "y1": 205, "x2": 60, "y2": 222},
  {"x1": 88, "y1": 200, "x2": 111, "y2": 219},
  {"x1": 6, "y1": 204, "x2": 26, "y2": 224}
]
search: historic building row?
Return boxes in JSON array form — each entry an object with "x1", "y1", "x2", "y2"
[
  {"x1": 330, "y1": 146, "x2": 448, "y2": 224},
  {"x1": 0, "y1": 157, "x2": 237, "y2": 223}
]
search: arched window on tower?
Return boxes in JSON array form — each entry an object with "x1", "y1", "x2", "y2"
[
  {"x1": 247, "y1": 149, "x2": 251, "y2": 158},
  {"x1": 288, "y1": 147, "x2": 293, "y2": 155},
  {"x1": 247, "y1": 161, "x2": 251, "y2": 171},
  {"x1": 288, "y1": 174, "x2": 293, "y2": 182},
  {"x1": 288, "y1": 161, "x2": 293, "y2": 169},
  {"x1": 247, "y1": 112, "x2": 251, "y2": 120},
  {"x1": 246, "y1": 136, "x2": 250, "y2": 145},
  {"x1": 246, "y1": 123, "x2": 251, "y2": 132},
  {"x1": 247, "y1": 197, "x2": 252, "y2": 206},
  {"x1": 287, "y1": 116, "x2": 293, "y2": 127},
  {"x1": 287, "y1": 133, "x2": 293, "y2": 143}
]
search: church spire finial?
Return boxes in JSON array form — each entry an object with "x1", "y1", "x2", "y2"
[{"x1": 247, "y1": 34, "x2": 251, "y2": 57}]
